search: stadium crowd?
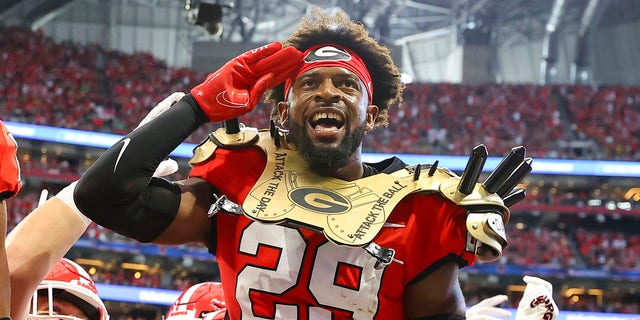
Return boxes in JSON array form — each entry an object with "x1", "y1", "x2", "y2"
[
  {"x1": 2, "y1": 25, "x2": 640, "y2": 160},
  {"x1": 14, "y1": 150, "x2": 639, "y2": 212},
  {"x1": 1, "y1": 24, "x2": 640, "y2": 314}
]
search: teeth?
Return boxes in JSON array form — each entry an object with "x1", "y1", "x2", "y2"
[{"x1": 313, "y1": 112, "x2": 343, "y2": 122}]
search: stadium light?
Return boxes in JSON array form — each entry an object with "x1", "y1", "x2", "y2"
[{"x1": 185, "y1": 1, "x2": 224, "y2": 36}]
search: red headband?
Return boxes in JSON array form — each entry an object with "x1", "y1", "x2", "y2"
[{"x1": 284, "y1": 44, "x2": 373, "y2": 103}]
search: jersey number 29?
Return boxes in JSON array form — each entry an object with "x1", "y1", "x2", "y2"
[{"x1": 236, "y1": 222, "x2": 385, "y2": 319}]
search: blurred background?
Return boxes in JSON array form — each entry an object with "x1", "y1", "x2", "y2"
[{"x1": 1, "y1": 0, "x2": 639, "y2": 318}]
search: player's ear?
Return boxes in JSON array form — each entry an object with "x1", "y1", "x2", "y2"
[{"x1": 365, "y1": 104, "x2": 379, "y2": 132}]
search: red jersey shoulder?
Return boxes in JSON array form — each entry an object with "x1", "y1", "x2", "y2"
[
  {"x1": 190, "y1": 146, "x2": 266, "y2": 201},
  {"x1": 386, "y1": 192, "x2": 467, "y2": 226},
  {"x1": 377, "y1": 192, "x2": 475, "y2": 281}
]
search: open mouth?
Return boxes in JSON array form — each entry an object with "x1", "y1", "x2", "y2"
[{"x1": 309, "y1": 111, "x2": 345, "y2": 132}]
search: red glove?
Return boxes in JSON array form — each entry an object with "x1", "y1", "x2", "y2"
[
  {"x1": 0, "y1": 120, "x2": 22, "y2": 200},
  {"x1": 191, "y1": 41, "x2": 302, "y2": 122}
]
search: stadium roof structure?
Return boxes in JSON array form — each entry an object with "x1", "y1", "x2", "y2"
[{"x1": 2, "y1": 0, "x2": 639, "y2": 46}]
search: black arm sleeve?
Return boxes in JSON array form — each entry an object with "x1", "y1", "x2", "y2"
[{"x1": 74, "y1": 94, "x2": 209, "y2": 243}]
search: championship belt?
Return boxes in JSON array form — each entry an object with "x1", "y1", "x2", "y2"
[
  {"x1": 243, "y1": 132, "x2": 454, "y2": 246},
  {"x1": 192, "y1": 126, "x2": 532, "y2": 262}
]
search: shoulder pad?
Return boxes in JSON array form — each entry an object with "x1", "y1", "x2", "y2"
[
  {"x1": 189, "y1": 137, "x2": 217, "y2": 165},
  {"x1": 189, "y1": 126, "x2": 261, "y2": 165},
  {"x1": 410, "y1": 163, "x2": 508, "y2": 217},
  {"x1": 438, "y1": 177, "x2": 508, "y2": 214},
  {"x1": 414, "y1": 145, "x2": 533, "y2": 263},
  {"x1": 210, "y1": 126, "x2": 260, "y2": 148},
  {"x1": 434, "y1": 145, "x2": 533, "y2": 221},
  {"x1": 405, "y1": 163, "x2": 506, "y2": 213}
]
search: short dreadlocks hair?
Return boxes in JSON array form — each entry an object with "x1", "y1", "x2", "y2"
[{"x1": 266, "y1": 9, "x2": 404, "y2": 127}]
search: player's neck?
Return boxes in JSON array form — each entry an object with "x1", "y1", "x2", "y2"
[{"x1": 312, "y1": 157, "x2": 364, "y2": 181}]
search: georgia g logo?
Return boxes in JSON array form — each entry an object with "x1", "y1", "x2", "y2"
[
  {"x1": 289, "y1": 187, "x2": 352, "y2": 214},
  {"x1": 305, "y1": 45, "x2": 351, "y2": 63}
]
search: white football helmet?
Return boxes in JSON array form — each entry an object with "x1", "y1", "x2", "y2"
[
  {"x1": 30, "y1": 258, "x2": 109, "y2": 320},
  {"x1": 165, "y1": 282, "x2": 227, "y2": 320}
]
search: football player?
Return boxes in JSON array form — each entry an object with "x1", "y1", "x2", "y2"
[
  {"x1": 29, "y1": 258, "x2": 108, "y2": 320},
  {"x1": 165, "y1": 282, "x2": 227, "y2": 320},
  {"x1": 74, "y1": 9, "x2": 531, "y2": 320}
]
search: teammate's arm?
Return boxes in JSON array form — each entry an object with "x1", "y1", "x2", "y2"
[
  {"x1": 1, "y1": 120, "x2": 23, "y2": 318},
  {"x1": 6, "y1": 194, "x2": 90, "y2": 320},
  {"x1": 404, "y1": 261, "x2": 467, "y2": 320}
]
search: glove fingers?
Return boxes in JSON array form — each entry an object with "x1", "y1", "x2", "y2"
[
  {"x1": 268, "y1": 61, "x2": 303, "y2": 86},
  {"x1": 229, "y1": 42, "x2": 288, "y2": 83},
  {"x1": 249, "y1": 76, "x2": 272, "y2": 108},
  {"x1": 476, "y1": 294, "x2": 509, "y2": 307},
  {"x1": 252, "y1": 46, "x2": 303, "y2": 74},
  {"x1": 255, "y1": 53, "x2": 304, "y2": 88},
  {"x1": 517, "y1": 276, "x2": 559, "y2": 320},
  {"x1": 231, "y1": 46, "x2": 300, "y2": 93},
  {"x1": 473, "y1": 316, "x2": 507, "y2": 320},
  {"x1": 481, "y1": 307, "x2": 512, "y2": 317},
  {"x1": 250, "y1": 54, "x2": 303, "y2": 105},
  {"x1": 238, "y1": 46, "x2": 301, "y2": 91},
  {"x1": 241, "y1": 41, "x2": 284, "y2": 64},
  {"x1": 250, "y1": 71, "x2": 288, "y2": 105}
]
